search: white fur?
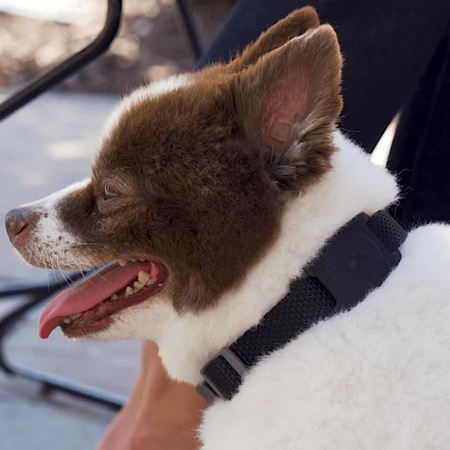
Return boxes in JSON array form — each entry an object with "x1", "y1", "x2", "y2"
[
  {"x1": 18, "y1": 179, "x2": 92, "y2": 269},
  {"x1": 94, "y1": 131, "x2": 450, "y2": 448},
  {"x1": 200, "y1": 224, "x2": 450, "y2": 449}
]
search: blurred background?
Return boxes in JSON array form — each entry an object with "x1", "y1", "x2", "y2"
[
  {"x1": 0, "y1": 1, "x2": 234, "y2": 448},
  {"x1": 0, "y1": 0, "x2": 235, "y2": 93}
]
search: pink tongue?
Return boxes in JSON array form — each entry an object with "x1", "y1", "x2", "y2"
[{"x1": 39, "y1": 261, "x2": 154, "y2": 339}]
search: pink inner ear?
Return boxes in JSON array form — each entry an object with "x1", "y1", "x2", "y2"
[{"x1": 263, "y1": 72, "x2": 309, "y2": 146}]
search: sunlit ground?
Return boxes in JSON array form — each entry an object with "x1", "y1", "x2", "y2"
[{"x1": 0, "y1": 0, "x2": 92, "y2": 23}]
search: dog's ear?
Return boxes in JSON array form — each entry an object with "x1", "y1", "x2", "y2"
[
  {"x1": 227, "y1": 7, "x2": 320, "y2": 71},
  {"x1": 233, "y1": 25, "x2": 343, "y2": 192}
]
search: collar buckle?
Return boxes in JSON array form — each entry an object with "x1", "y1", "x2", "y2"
[{"x1": 198, "y1": 348, "x2": 248, "y2": 401}]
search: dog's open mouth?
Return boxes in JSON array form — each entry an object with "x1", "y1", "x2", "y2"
[{"x1": 39, "y1": 259, "x2": 168, "y2": 339}]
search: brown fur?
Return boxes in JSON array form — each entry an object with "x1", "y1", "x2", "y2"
[{"x1": 16, "y1": 11, "x2": 343, "y2": 314}]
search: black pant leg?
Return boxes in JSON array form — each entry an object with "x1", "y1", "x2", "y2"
[{"x1": 388, "y1": 24, "x2": 450, "y2": 226}]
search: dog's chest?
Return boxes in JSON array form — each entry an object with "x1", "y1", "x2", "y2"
[{"x1": 200, "y1": 224, "x2": 450, "y2": 450}]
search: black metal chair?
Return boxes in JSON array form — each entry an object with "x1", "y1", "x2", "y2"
[{"x1": 0, "y1": 0, "x2": 202, "y2": 411}]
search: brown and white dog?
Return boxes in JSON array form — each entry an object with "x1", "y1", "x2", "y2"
[{"x1": 6, "y1": 8, "x2": 450, "y2": 449}]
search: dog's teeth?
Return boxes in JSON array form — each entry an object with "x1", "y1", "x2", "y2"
[
  {"x1": 138, "y1": 270, "x2": 151, "y2": 285},
  {"x1": 117, "y1": 258, "x2": 127, "y2": 266},
  {"x1": 70, "y1": 313, "x2": 82, "y2": 320},
  {"x1": 157, "y1": 283, "x2": 163, "y2": 287},
  {"x1": 111, "y1": 294, "x2": 119, "y2": 300},
  {"x1": 125, "y1": 286, "x2": 134, "y2": 297},
  {"x1": 133, "y1": 281, "x2": 143, "y2": 291},
  {"x1": 62, "y1": 318, "x2": 72, "y2": 324}
]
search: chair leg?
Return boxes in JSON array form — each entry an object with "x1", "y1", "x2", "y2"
[
  {"x1": 0, "y1": 280, "x2": 124, "y2": 411},
  {"x1": 175, "y1": 0, "x2": 203, "y2": 60}
]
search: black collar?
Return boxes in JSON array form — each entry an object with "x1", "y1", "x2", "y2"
[{"x1": 197, "y1": 210, "x2": 407, "y2": 403}]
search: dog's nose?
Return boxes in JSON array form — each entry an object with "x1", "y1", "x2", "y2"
[{"x1": 5, "y1": 207, "x2": 35, "y2": 243}]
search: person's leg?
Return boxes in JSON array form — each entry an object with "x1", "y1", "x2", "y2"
[
  {"x1": 200, "y1": 0, "x2": 450, "y2": 152},
  {"x1": 97, "y1": 342, "x2": 207, "y2": 450},
  {"x1": 387, "y1": 24, "x2": 450, "y2": 226}
]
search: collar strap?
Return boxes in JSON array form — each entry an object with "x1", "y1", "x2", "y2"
[{"x1": 197, "y1": 210, "x2": 407, "y2": 403}]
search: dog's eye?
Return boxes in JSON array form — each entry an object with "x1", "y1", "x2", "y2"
[{"x1": 102, "y1": 183, "x2": 120, "y2": 201}]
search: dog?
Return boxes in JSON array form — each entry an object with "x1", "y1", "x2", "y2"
[{"x1": 6, "y1": 8, "x2": 450, "y2": 449}]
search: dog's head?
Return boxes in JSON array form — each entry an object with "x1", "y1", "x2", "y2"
[{"x1": 6, "y1": 8, "x2": 342, "y2": 345}]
